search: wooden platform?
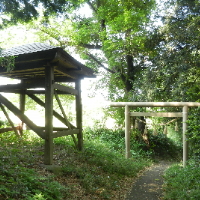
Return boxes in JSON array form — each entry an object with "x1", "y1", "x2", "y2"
[{"x1": 0, "y1": 43, "x2": 95, "y2": 165}]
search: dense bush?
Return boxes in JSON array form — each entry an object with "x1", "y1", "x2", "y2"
[
  {"x1": 148, "y1": 133, "x2": 182, "y2": 160},
  {"x1": 187, "y1": 107, "x2": 200, "y2": 158},
  {"x1": 84, "y1": 127, "x2": 182, "y2": 160},
  {"x1": 163, "y1": 161, "x2": 200, "y2": 200}
]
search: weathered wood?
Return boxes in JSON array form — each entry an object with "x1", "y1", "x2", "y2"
[
  {"x1": 54, "y1": 83, "x2": 78, "y2": 95},
  {"x1": 110, "y1": 102, "x2": 200, "y2": 107},
  {"x1": 44, "y1": 65, "x2": 54, "y2": 165},
  {"x1": 26, "y1": 93, "x2": 76, "y2": 128},
  {"x1": 55, "y1": 92, "x2": 72, "y2": 129},
  {"x1": 75, "y1": 80, "x2": 83, "y2": 151},
  {"x1": 0, "y1": 126, "x2": 22, "y2": 134},
  {"x1": 55, "y1": 92, "x2": 78, "y2": 147},
  {"x1": 130, "y1": 112, "x2": 183, "y2": 117},
  {"x1": 125, "y1": 105, "x2": 131, "y2": 158},
  {"x1": 28, "y1": 126, "x2": 70, "y2": 131},
  {"x1": 53, "y1": 129, "x2": 79, "y2": 138},
  {"x1": 110, "y1": 101, "x2": 200, "y2": 167},
  {"x1": 183, "y1": 106, "x2": 188, "y2": 168},
  {"x1": 0, "y1": 103, "x2": 20, "y2": 137},
  {"x1": 25, "y1": 90, "x2": 72, "y2": 95},
  {"x1": 54, "y1": 67, "x2": 79, "y2": 79},
  {"x1": 0, "y1": 81, "x2": 45, "y2": 92},
  {"x1": 19, "y1": 88, "x2": 26, "y2": 136},
  {"x1": 0, "y1": 94, "x2": 44, "y2": 138}
]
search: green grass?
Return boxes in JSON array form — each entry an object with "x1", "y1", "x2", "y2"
[
  {"x1": 0, "y1": 129, "x2": 152, "y2": 199},
  {"x1": 163, "y1": 160, "x2": 200, "y2": 200}
]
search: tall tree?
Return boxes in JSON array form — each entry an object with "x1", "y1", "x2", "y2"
[
  {"x1": 21, "y1": 0, "x2": 156, "y2": 101},
  {"x1": 140, "y1": 0, "x2": 200, "y2": 102}
]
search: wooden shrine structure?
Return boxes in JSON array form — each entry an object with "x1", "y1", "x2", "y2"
[
  {"x1": 110, "y1": 102, "x2": 200, "y2": 167},
  {"x1": 0, "y1": 43, "x2": 95, "y2": 165}
]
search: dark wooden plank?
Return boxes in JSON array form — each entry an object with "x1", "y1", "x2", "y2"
[
  {"x1": 0, "y1": 94, "x2": 44, "y2": 138},
  {"x1": 26, "y1": 90, "x2": 72, "y2": 95},
  {"x1": 0, "y1": 81, "x2": 45, "y2": 92},
  {"x1": 53, "y1": 129, "x2": 79, "y2": 138},
  {"x1": 54, "y1": 66, "x2": 79, "y2": 79},
  {"x1": 44, "y1": 65, "x2": 54, "y2": 165},
  {"x1": 1, "y1": 89, "x2": 72, "y2": 95},
  {"x1": 54, "y1": 83, "x2": 78, "y2": 95},
  {"x1": 75, "y1": 80, "x2": 83, "y2": 151}
]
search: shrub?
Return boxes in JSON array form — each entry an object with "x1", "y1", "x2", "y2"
[
  {"x1": 163, "y1": 162, "x2": 200, "y2": 199},
  {"x1": 0, "y1": 164, "x2": 67, "y2": 200},
  {"x1": 187, "y1": 107, "x2": 200, "y2": 157},
  {"x1": 148, "y1": 133, "x2": 182, "y2": 160}
]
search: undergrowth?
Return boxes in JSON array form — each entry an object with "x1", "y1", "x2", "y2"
[
  {"x1": 0, "y1": 129, "x2": 152, "y2": 199},
  {"x1": 163, "y1": 160, "x2": 200, "y2": 200},
  {"x1": 84, "y1": 127, "x2": 182, "y2": 160}
]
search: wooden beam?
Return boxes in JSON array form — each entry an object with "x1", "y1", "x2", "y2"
[
  {"x1": 0, "y1": 81, "x2": 45, "y2": 92},
  {"x1": 44, "y1": 65, "x2": 54, "y2": 165},
  {"x1": 54, "y1": 83, "x2": 78, "y2": 95},
  {"x1": 0, "y1": 103, "x2": 20, "y2": 137},
  {"x1": 110, "y1": 102, "x2": 200, "y2": 107},
  {"x1": 130, "y1": 112, "x2": 183, "y2": 117},
  {"x1": 0, "y1": 94, "x2": 44, "y2": 138},
  {"x1": 26, "y1": 93, "x2": 76, "y2": 128},
  {"x1": 25, "y1": 90, "x2": 72, "y2": 95},
  {"x1": 31, "y1": 127, "x2": 70, "y2": 131},
  {"x1": 55, "y1": 66, "x2": 79, "y2": 79},
  {"x1": 55, "y1": 91, "x2": 78, "y2": 147},
  {"x1": 75, "y1": 80, "x2": 83, "y2": 151},
  {"x1": 0, "y1": 126, "x2": 21, "y2": 134},
  {"x1": 19, "y1": 88, "x2": 26, "y2": 135},
  {"x1": 53, "y1": 129, "x2": 79, "y2": 138}
]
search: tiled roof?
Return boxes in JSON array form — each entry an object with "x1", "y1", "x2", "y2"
[{"x1": 2, "y1": 43, "x2": 58, "y2": 57}]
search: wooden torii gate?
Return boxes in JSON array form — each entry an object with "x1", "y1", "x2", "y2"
[
  {"x1": 110, "y1": 102, "x2": 200, "y2": 167},
  {"x1": 0, "y1": 43, "x2": 95, "y2": 165}
]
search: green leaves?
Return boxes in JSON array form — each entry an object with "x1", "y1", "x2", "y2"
[{"x1": 163, "y1": 163, "x2": 200, "y2": 199}]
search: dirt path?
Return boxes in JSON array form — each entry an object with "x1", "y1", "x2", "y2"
[{"x1": 125, "y1": 160, "x2": 172, "y2": 200}]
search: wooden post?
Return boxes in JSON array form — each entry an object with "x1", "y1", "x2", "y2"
[
  {"x1": 75, "y1": 79, "x2": 83, "y2": 151},
  {"x1": 183, "y1": 106, "x2": 188, "y2": 167},
  {"x1": 44, "y1": 65, "x2": 54, "y2": 165},
  {"x1": 19, "y1": 90, "x2": 25, "y2": 135},
  {"x1": 125, "y1": 105, "x2": 131, "y2": 158}
]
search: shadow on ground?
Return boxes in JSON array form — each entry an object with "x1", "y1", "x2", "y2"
[{"x1": 125, "y1": 160, "x2": 172, "y2": 200}]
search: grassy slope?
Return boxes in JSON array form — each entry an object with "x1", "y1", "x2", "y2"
[
  {"x1": 163, "y1": 162, "x2": 200, "y2": 200},
  {"x1": 0, "y1": 131, "x2": 151, "y2": 200}
]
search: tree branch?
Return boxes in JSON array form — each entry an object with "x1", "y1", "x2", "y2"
[
  {"x1": 86, "y1": 53, "x2": 115, "y2": 74},
  {"x1": 87, "y1": 1, "x2": 97, "y2": 13},
  {"x1": 80, "y1": 43, "x2": 102, "y2": 49}
]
